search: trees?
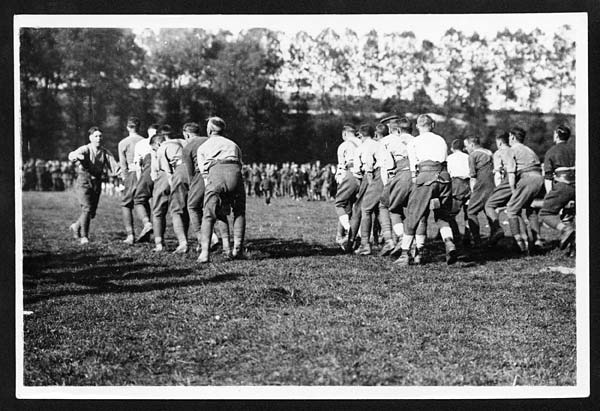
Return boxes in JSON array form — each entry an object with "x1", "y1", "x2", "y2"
[{"x1": 20, "y1": 28, "x2": 144, "y2": 158}]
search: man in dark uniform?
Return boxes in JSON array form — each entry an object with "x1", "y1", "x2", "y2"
[
  {"x1": 68, "y1": 127, "x2": 119, "y2": 244},
  {"x1": 464, "y1": 135, "x2": 495, "y2": 247},
  {"x1": 539, "y1": 125, "x2": 576, "y2": 250},
  {"x1": 394, "y1": 114, "x2": 457, "y2": 265},
  {"x1": 118, "y1": 117, "x2": 144, "y2": 244},
  {"x1": 197, "y1": 117, "x2": 246, "y2": 263}
]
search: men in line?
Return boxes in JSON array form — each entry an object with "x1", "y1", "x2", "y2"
[
  {"x1": 539, "y1": 125, "x2": 576, "y2": 250},
  {"x1": 117, "y1": 117, "x2": 144, "y2": 245},
  {"x1": 352, "y1": 124, "x2": 383, "y2": 255},
  {"x1": 334, "y1": 124, "x2": 362, "y2": 250},
  {"x1": 464, "y1": 135, "x2": 495, "y2": 247},
  {"x1": 68, "y1": 127, "x2": 119, "y2": 245},
  {"x1": 197, "y1": 117, "x2": 246, "y2": 263},
  {"x1": 394, "y1": 114, "x2": 457, "y2": 265},
  {"x1": 132, "y1": 123, "x2": 158, "y2": 242},
  {"x1": 504, "y1": 126, "x2": 545, "y2": 253}
]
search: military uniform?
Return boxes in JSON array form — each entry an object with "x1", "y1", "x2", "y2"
[
  {"x1": 466, "y1": 147, "x2": 495, "y2": 244},
  {"x1": 183, "y1": 135, "x2": 210, "y2": 243},
  {"x1": 334, "y1": 136, "x2": 362, "y2": 217},
  {"x1": 447, "y1": 150, "x2": 471, "y2": 240},
  {"x1": 484, "y1": 146, "x2": 514, "y2": 229},
  {"x1": 118, "y1": 134, "x2": 144, "y2": 209},
  {"x1": 539, "y1": 142, "x2": 575, "y2": 248},
  {"x1": 68, "y1": 143, "x2": 119, "y2": 241},
  {"x1": 399, "y1": 130, "x2": 456, "y2": 264},
  {"x1": 152, "y1": 139, "x2": 184, "y2": 248},
  {"x1": 133, "y1": 138, "x2": 154, "y2": 211},
  {"x1": 352, "y1": 137, "x2": 385, "y2": 253},
  {"x1": 505, "y1": 142, "x2": 544, "y2": 248},
  {"x1": 197, "y1": 134, "x2": 245, "y2": 262}
]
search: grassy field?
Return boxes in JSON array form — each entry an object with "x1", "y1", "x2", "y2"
[{"x1": 21, "y1": 190, "x2": 576, "y2": 386}]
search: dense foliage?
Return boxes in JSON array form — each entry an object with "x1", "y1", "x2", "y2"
[{"x1": 19, "y1": 26, "x2": 576, "y2": 162}]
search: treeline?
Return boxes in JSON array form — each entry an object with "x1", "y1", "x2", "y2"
[{"x1": 19, "y1": 27, "x2": 575, "y2": 163}]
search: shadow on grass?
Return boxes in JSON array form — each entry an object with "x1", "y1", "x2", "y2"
[
  {"x1": 23, "y1": 270, "x2": 243, "y2": 304},
  {"x1": 246, "y1": 237, "x2": 340, "y2": 259},
  {"x1": 23, "y1": 251, "x2": 129, "y2": 274}
]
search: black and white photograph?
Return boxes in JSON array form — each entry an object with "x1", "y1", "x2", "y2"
[{"x1": 14, "y1": 13, "x2": 589, "y2": 399}]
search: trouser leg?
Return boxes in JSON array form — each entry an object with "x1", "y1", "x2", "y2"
[
  {"x1": 121, "y1": 207, "x2": 134, "y2": 237},
  {"x1": 79, "y1": 211, "x2": 91, "y2": 239}
]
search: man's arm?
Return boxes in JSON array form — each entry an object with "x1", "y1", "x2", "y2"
[
  {"x1": 468, "y1": 154, "x2": 477, "y2": 191},
  {"x1": 68, "y1": 145, "x2": 87, "y2": 163},
  {"x1": 182, "y1": 145, "x2": 196, "y2": 182},
  {"x1": 104, "y1": 150, "x2": 121, "y2": 177},
  {"x1": 117, "y1": 140, "x2": 128, "y2": 173}
]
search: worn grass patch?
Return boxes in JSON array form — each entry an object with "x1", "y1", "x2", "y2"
[{"x1": 21, "y1": 191, "x2": 576, "y2": 385}]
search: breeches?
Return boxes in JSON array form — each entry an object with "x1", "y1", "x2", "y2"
[
  {"x1": 152, "y1": 173, "x2": 171, "y2": 219},
  {"x1": 505, "y1": 173, "x2": 544, "y2": 218},
  {"x1": 539, "y1": 182, "x2": 575, "y2": 216},
  {"x1": 76, "y1": 174, "x2": 102, "y2": 218},
  {"x1": 203, "y1": 164, "x2": 246, "y2": 221},
  {"x1": 134, "y1": 167, "x2": 153, "y2": 206},
  {"x1": 385, "y1": 170, "x2": 413, "y2": 215},
  {"x1": 169, "y1": 165, "x2": 189, "y2": 216},
  {"x1": 334, "y1": 170, "x2": 360, "y2": 215},
  {"x1": 120, "y1": 170, "x2": 137, "y2": 208}
]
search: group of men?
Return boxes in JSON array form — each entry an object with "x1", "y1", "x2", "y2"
[
  {"x1": 243, "y1": 162, "x2": 337, "y2": 203},
  {"x1": 334, "y1": 114, "x2": 576, "y2": 265},
  {"x1": 67, "y1": 116, "x2": 246, "y2": 263}
]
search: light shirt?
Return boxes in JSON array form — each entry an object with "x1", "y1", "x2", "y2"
[
  {"x1": 407, "y1": 131, "x2": 448, "y2": 172},
  {"x1": 133, "y1": 138, "x2": 152, "y2": 169},
  {"x1": 118, "y1": 134, "x2": 144, "y2": 172},
  {"x1": 155, "y1": 140, "x2": 184, "y2": 174},
  {"x1": 447, "y1": 151, "x2": 471, "y2": 178},
  {"x1": 506, "y1": 142, "x2": 540, "y2": 173},
  {"x1": 196, "y1": 135, "x2": 243, "y2": 176},
  {"x1": 378, "y1": 132, "x2": 413, "y2": 173},
  {"x1": 336, "y1": 136, "x2": 361, "y2": 169},
  {"x1": 351, "y1": 137, "x2": 382, "y2": 177}
]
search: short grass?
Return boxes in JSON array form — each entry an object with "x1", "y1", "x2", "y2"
[{"x1": 21, "y1": 190, "x2": 576, "y2": 385}]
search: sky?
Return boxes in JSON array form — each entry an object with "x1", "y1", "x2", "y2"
[{"x1": 18, "y1": 13, "x2": 580, "y2": 42}]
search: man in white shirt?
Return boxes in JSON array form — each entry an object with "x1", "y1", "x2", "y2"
[
  {"x1": 446, "y1": 138, "x2": 471, "y2": 245},
  {"x1": 196, "y1": 117, "x2": 245, "y2": 263},
  {"x1": 395, "y1": 114, "x2": 458, "y2": 265},
  {"x1": 333, "y1": 124, "x2": 362, "y2": 251}
]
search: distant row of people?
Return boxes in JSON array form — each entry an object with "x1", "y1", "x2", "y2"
[
  {"x1": 242, "y1": 162, "x2": 337, "y2": 203},
  {"x1": 22, "y1": 159, "x2": 77, "y2": 191}
]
